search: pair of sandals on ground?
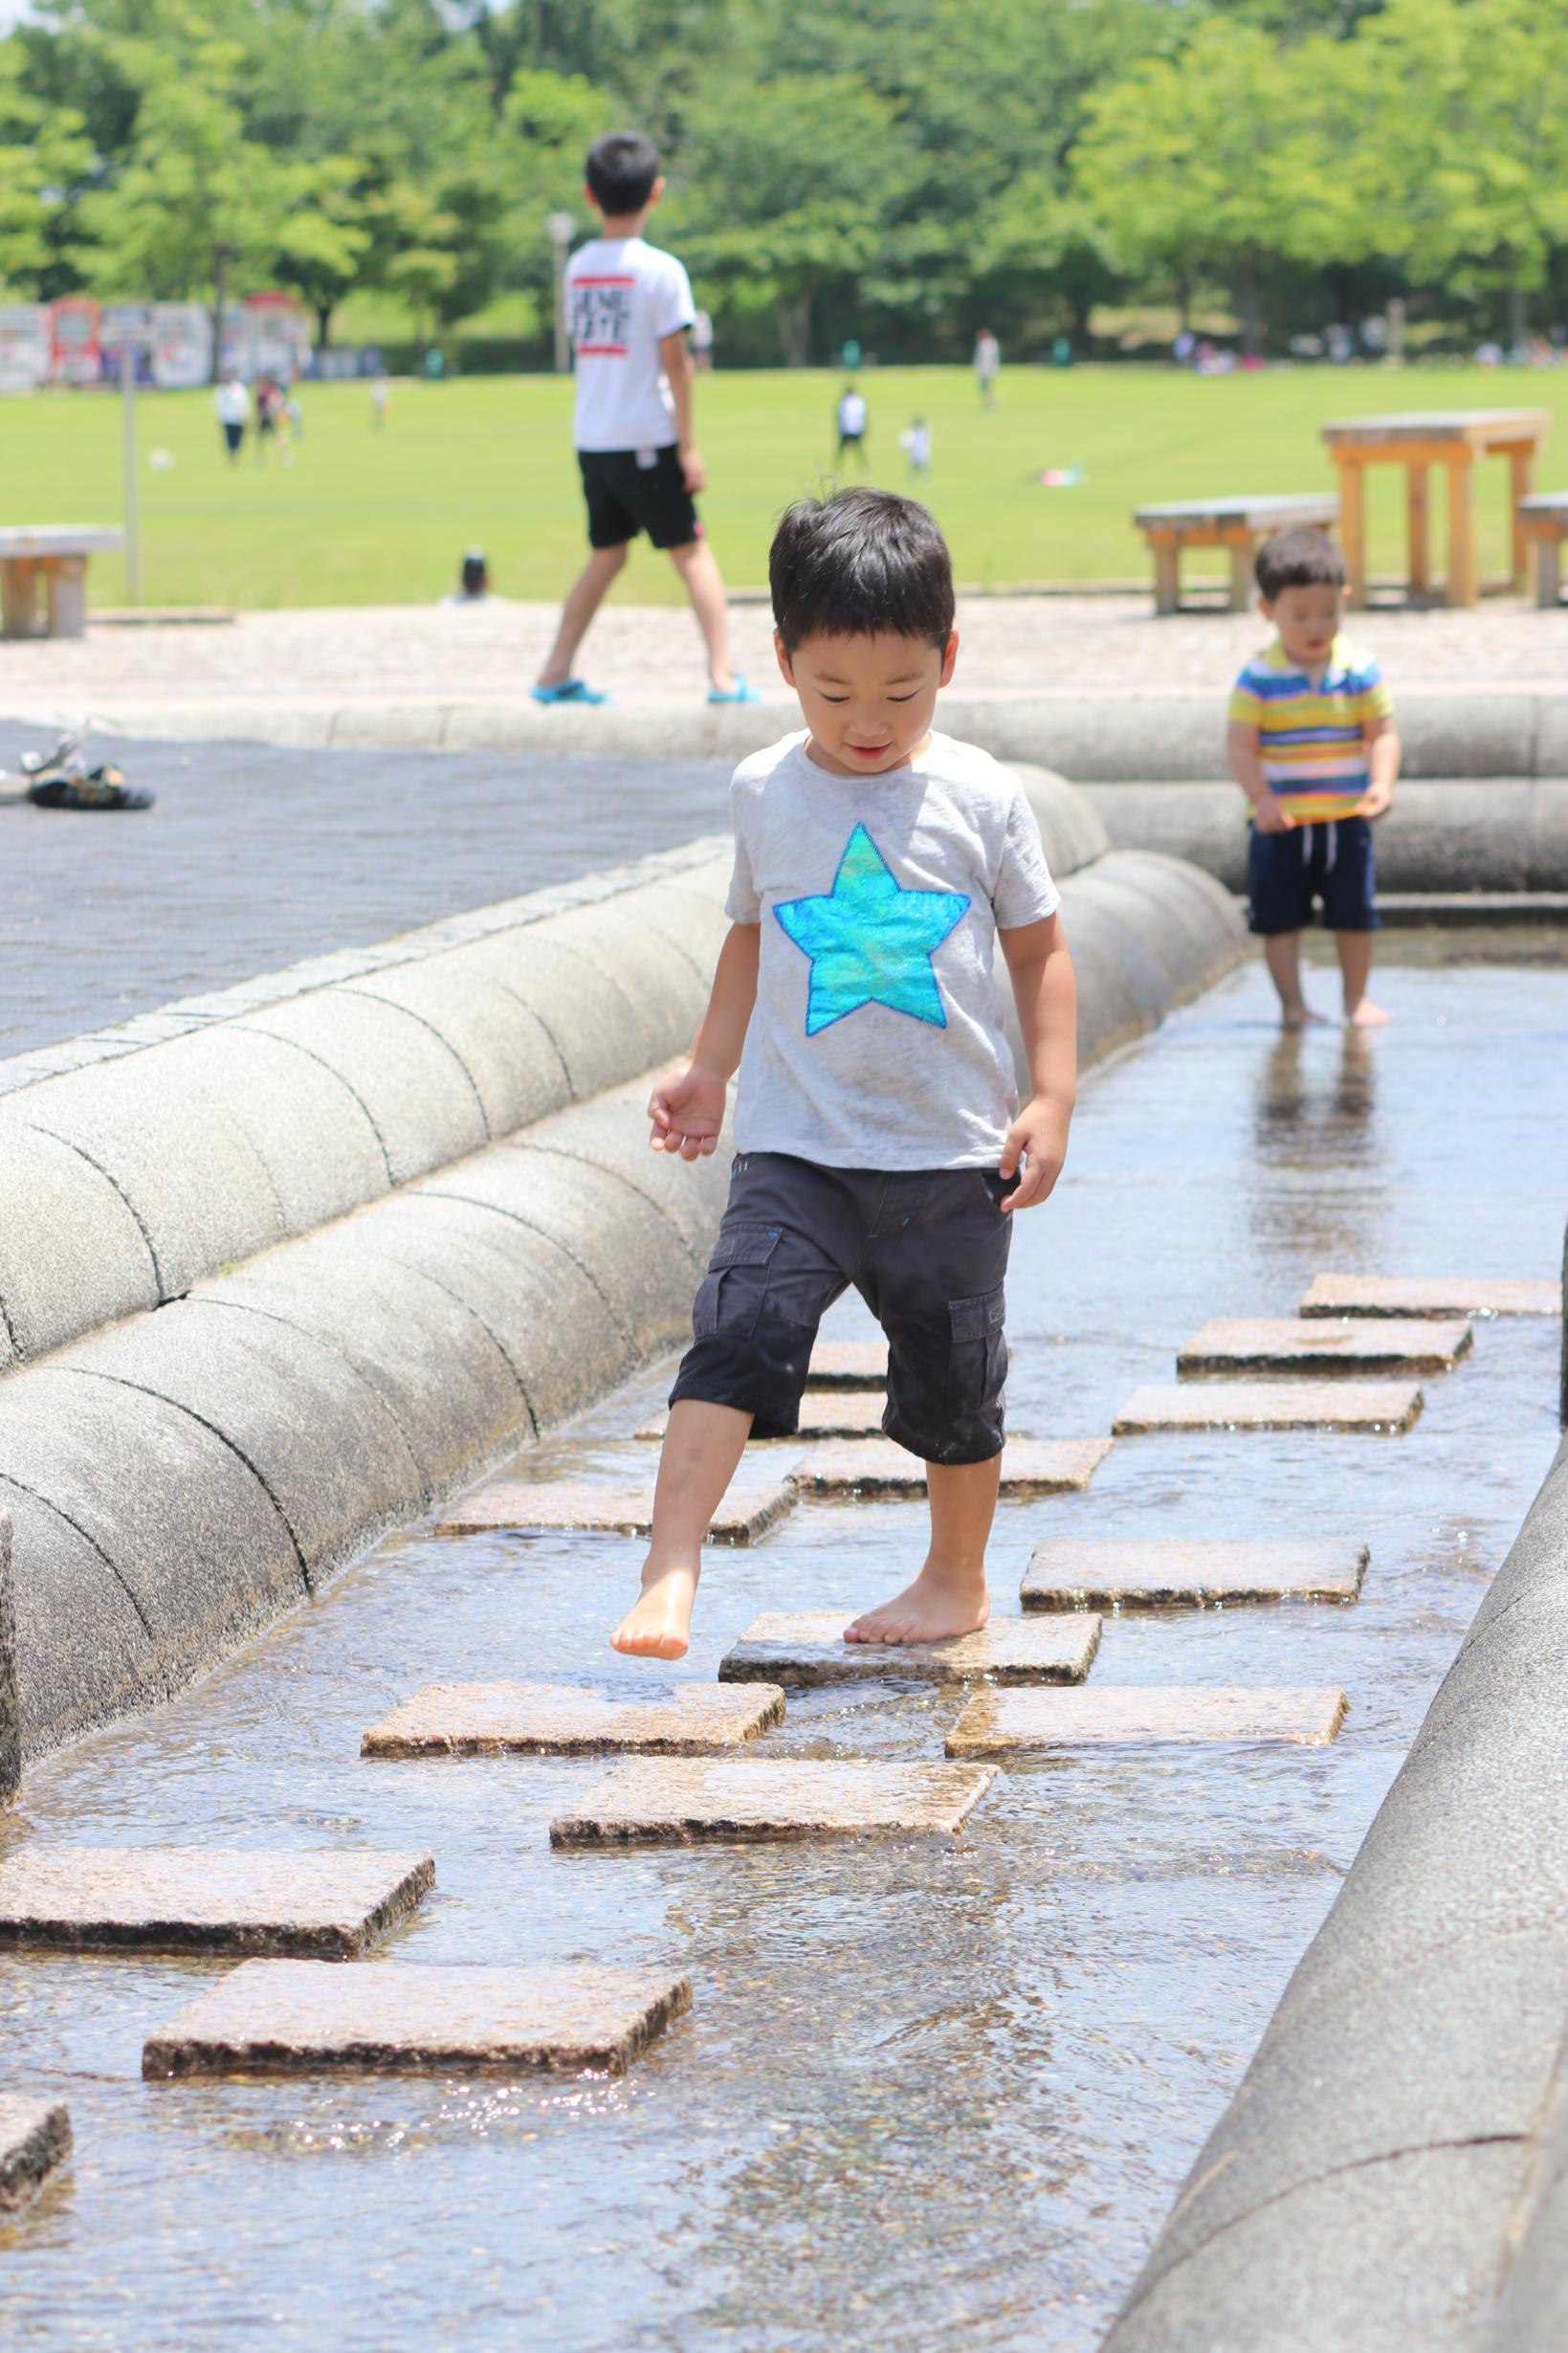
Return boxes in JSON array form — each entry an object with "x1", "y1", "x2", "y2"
[{"x1": 1, "y1": 730, "x2": 154, "y2": 812}]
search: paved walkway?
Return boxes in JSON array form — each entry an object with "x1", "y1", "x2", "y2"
[
  {"x1": 0, "y1": 720, "x2": 724, "y2": 1059},
  {"x1": 5, "y1": 594, "x2": 1564, "y2": 724}
]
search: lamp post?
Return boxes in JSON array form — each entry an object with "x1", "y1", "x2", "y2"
[{"x1": 547, "y1": 211, "x2": 576, "y2": 373}]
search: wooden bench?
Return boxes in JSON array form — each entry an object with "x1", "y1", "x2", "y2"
[
  {"x1": 0, "y1": 526, "x2": 124, "y2": 640},
  {"x1": 1133, "y1": 495, "x2": 1339, "y2": 616},
  {"x1": 1518, "y1": 492, "x2": 1568, "y2": 609},
  {"x1": 1321, "y1": 410, "x2": 1552, "y2": 607}
]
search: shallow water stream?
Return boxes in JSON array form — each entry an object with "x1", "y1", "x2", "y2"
[{"x1": 3, "y1": 951, "x2": 1564, "y2": 2351}]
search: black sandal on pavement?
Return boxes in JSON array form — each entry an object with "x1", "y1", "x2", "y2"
[{"x1": 27, "y1": 765, "x2": 156, "y2": 811}]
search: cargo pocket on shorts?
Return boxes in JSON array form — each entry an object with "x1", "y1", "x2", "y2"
[
  {"x1": 946, "y1": 1285, "x2": 1007, "y2": 1416},
  {"x1": 692, "y1": 1224, "x2": 783, "y2": 1341}
]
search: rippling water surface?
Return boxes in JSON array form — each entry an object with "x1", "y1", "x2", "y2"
[{"x1": 2, "y1": 952, "x2": 1564, "y2": 2350}]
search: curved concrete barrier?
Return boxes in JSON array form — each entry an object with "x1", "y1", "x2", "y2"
[
  {"x1": 1085, "y1": 779, "x2": 1568, "y2": 896},
  {"x1": 66, "y1": 684, "x2": 1568, "y2": 783},
  {"x1": 1104, "y1": 1423, "x2": 1568, "y2": 2353},
  {"x1": 1, "y1": 792, "x2": 1243, "y2": 1765}
]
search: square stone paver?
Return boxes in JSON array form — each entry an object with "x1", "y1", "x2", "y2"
[
  {"x1": 1022, "y1": 1538, "x2": 1369, "y2": 1610},
  {"x1": 143, "y1": 1959, "x2": 691, "y2": 2079},
  {"x1": 806, "y1": 1339, "x2": 889, "y2": 1389},
  {"x1": 637, "y1": 1393, "x2": 887, "y2": 1443},
  {"x1": 1301, "y1": 1274, "x2": 1560, "y2": 1319},
  {"x1": 718, "y1": 1610, "x2": 1101, "y2": 1686},
  {"x1": 788, "y1": 1436, "x2": 1113, "y2": 1498},
  {"x1": 0, "y1": 1848, "x2": 434, "y2": 1957},
  {"x1": 946, "y1": 1685, "x2": 1350, "y2": 1754},
  {"x1": 1177, "y1": 1317, "x2": 1471, "y2": 1376},
  {"x1": 363, "y1": 1681, "x2": 785, "y2": 1757},
  {"x1": 435, "y1": 1479, "x2": 795, "y2": 1545},
  {"x1": 1112, "y1": 1381, "x2": 1422, "y2": 1433},
  {"x1": 549, "y1": 1758, "x2": 996, "y2": 1848},
  {"x1": 0, "y1": 2097, "x2": 71, "y2": 2213}
]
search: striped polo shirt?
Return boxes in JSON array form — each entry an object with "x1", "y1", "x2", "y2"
[{"x1": 1228, "y1": 634, "x2": 1393, "y2": 824}]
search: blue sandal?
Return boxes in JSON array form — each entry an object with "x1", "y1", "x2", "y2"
[
  {"x1": 531, "y1": 678, "x2": 611, "y2": 706},
  {"x1": 707, "y1": 674, "x2": 761, "y2": 704}
]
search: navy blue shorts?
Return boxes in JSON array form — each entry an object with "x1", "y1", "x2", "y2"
[
  {"x1": 670, "y1": 1152, "x2": 1014, "y2": 1464},
  {"x1": 1248, "y1": 816, "x2": 1377, "y2": 936}
]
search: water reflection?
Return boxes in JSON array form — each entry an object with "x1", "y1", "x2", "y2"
[{"x1": 1248, "y1": 1025, "x2": 1386, "y2": 1273}]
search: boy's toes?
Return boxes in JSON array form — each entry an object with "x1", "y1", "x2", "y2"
[{"x1": 610, "y1": 1624, "x2": 689, "y2": 1660}]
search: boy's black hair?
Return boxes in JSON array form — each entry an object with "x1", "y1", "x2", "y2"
[
  {"x1": 585, "y1": 130, "x2": 661, "y2": 215},
  {"x1": 770, "y1": 488, "x2": 955, "y2": 651},
  {"x1": 1255, "y1": 525, "x2": 1347, "y2": 601}
]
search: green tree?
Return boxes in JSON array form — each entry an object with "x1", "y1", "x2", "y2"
[{"x1": 0, "y1": 37, "x2": 93, "y2": 296}]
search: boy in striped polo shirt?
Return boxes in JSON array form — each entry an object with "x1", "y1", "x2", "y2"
[{"x1": 1226, "y1": 527, "x2": 1401, "y2": 1027}]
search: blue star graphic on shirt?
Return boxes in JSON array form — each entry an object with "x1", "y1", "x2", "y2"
[{"x1": 773, "y1": 823, "x2": 970, "y2": 1036}]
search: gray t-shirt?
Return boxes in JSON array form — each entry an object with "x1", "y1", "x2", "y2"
[{"x1": 725, "y1": 730, "x2": 1060, "y2": 1170}]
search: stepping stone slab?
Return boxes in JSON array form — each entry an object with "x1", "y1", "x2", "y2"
[
  {"x1": 549, "y1": 1758, "x2": 996, "y2": 1848},
  {"x1": 638, "y1": 1393, "x2": 885, "y2": 1443},
  {"x1": 806, "y1": 1339, "x2": 889, "y2": 1389},
  {"x1": 947, "y1": 1685, "x2": 1350, "y2": 1754},
  {"x1": 718, "y1": 1610, "x2": 1101, "y2": 1687},
  {"x1": 435, "y1": 1480, "x2": 794, "y2": 1544},
  {"x1": 1022, "y1": 1538, "x2": 1369, "y2": 1610},
  {"x1": 0, "y1": 2096, "x2": 71, "y2": 2213},
  {"x1": 1302, "y1": 1274, "x2": 1559, "y2": 1319},
  {"x1": 0, "y1": 1848, "x2": 434, "y2": 1957},
  {"x1": 1177, "y1": 1317, "x2": 1470, "y2": 1376},
  {"x1": 1112, "y1": 1381, "x2": 1422, "y2": 1433},
  {"x1": 363, "y1": 1680, "x2": 786, "y2": 1757},
  {"x1": 788, "y1": 1436, "x2": 1113, "y2": 1498},
  {"x1": 143, "y1": 1958, "x2": 690, "y2": 2079}
]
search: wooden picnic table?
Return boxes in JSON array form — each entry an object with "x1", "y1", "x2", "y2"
[
  {"x1": 1319, "y1": 410, "x2": 1552, "y2": 608},
  {"x1": 1132, "y1": 493, "x2": 1339, "y2": 615},
  {"x1": 0, "y1": 525, "x2": 124, "y2": 640},
  {"x1": 1517, "y1": 492, "x2": 1568, "y2": 609}
]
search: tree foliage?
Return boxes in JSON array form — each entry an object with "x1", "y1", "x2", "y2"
[{"x1": 0, "y1": 0, "x2": 1564, "y2": 364}]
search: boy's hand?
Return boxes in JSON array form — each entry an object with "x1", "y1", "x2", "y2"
[
  {"x1": 1251, "y1": 795, "x2": 1294, "y2": 834},
  {"x1": 679, "y1": 444, "x2": 707, "y2": 493},
  {"x1": 1357, "y1": 775, "x2": 1395, "y2": 820},
  {"x1": 649, "y1": 1059, "x2": 726, "y2": 1158},
  {"x1": 998, "y1": 1096, "x2": 1071, "y2": 1213}
]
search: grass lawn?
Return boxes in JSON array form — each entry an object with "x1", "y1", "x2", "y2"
[{"x1": 7, "y1": 363, "x2": 1566, "y2": 609}]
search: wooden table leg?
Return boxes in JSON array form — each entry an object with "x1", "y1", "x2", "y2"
[
  {"x1": 43, "y1": 555, "x2": 88, "y2": 638},
  {"x1": 1406, "y1": 465, "x2": 1430, "y2": 596},
  {"x1": 1446, "y1": 456, "x2": 1478, "y2": 606},
  {"x1": 1, "y1": 558, "x2": 37, "y2": 639},
  {"x1": 1535, "y1": 532, "x2": 1562, "y2": 610},
  {"x1": 1226, "y1": 531, "x2": 1252, "y2": 613},
  {"x1": 1509, "y1": 444, "x2": 1535, "y2": 584},
  {"x1": 1149, "y1": 531, "x2": 1180, "y2": 616},
  {"x1": 1336, "y1": 460, "x2": 1365, "y2": 606}
]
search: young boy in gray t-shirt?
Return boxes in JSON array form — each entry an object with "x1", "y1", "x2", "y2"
[{"x1": 612, "y1": 488, "x2": 1078, "y2": 1661}]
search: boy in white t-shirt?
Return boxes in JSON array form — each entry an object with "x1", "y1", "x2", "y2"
[
  {"x1": 533, "y1": 131, "x2": 757, "y2": 707},
  {"x1": 611, "y1": 488, "x2": 1077, "y2": 1661}
]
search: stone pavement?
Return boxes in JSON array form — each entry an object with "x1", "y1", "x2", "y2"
[
  {"x1": 3, "y1": 595, "x2": 1563, "y2": 718},
  {"x1": 0, "y1": 718, "x2": 726, "y2": 1059}
]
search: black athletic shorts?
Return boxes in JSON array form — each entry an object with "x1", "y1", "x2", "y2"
[
  {"x1": 1248, "y1": 815, "x2": 1377, "y2": 935},
  {"x1": 578, "y1": 445, "x2": 700, "y2": 550},
  {"x1": 670, "y1": 1152, "x2": 1015, "y2": 1464}
]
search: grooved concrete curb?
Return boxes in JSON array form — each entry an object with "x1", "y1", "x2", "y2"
[
  {"x1": 1084, "y1": 779, "x2": 1568, "y2": 895},
  {"x1": 51, "y1": 684, "x2": 1568, "y2": 781},
  {"x1": 1101, "y1": 1428, "x2": 1568, "y2": 2353},
  {"x1": 0, "y1": 1513, "x2": 16, "y2": 1799},
  {"x1": 1, "y1": 793, "x2": 1241, "y2": 1764}
]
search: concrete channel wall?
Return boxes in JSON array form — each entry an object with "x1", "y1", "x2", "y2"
[
  {"x1": 0, "y1": 771, "x2": 1245, "y2": 1765},
  {"x1": 1104, "y1": 1421, "x2": 1568, "y2": 2350}
]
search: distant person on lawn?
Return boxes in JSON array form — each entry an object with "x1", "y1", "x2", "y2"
[
  {"x1": 835, "y1": 383, "x2": 870, "y2": 472},
  {"x1": 213, "y1": 371, "x2": 249, "y2": 462},
  {"x1": 533, "y1": 129, "x2": 757, "y2": 707},
  {"x1": 1226, "y1": 527, "x2": 1401, "y2": 1028}
]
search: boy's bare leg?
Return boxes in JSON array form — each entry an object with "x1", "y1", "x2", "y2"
[
  {"x1": 536, "y1": 543, "x2": 628, "y2": 688},
  {"x1": 610, "y1": 1399, "x2": 752, "y2": 1659},
  {"x1": 1261, "y1": 931, "x2": 1320, "y2": 1028},
  {"x1": 667, "y1": 537, "x2": 738, "y2": 691},
  {"x1": 1336, "y1": 931, "x2": 1388, "y2": 1026},
  {"x1": 844, "y1": 1454, "x2": 999, "y2": 1644}
]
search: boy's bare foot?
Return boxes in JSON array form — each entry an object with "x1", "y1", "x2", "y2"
[
  {"x1": 1279, "y1": 1003, "x2": 1326, "y2": 1030},
  {"x1": 844, "y1": 1563, "x2": 990, "y2": 1646},
  {"x1": 1346, "y1": 999, "x2": 1389, "y2": 1027},
  {"x1": 611, "y1": 1561, "x2": 699, "y2": 1659}
]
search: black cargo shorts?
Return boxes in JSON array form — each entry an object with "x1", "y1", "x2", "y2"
[{"x1": 669, "y1": 1151, "x2": 1013, "y2": 1464}]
